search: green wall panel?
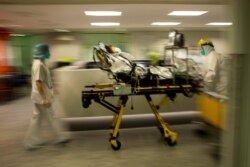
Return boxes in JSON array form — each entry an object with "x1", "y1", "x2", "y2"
[{"x1": 10, "y1": 35, "x2": 44, "y2": 75}]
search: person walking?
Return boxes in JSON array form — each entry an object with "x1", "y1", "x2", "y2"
[
  {"x1": 24, "y1": 43, "x2": 70, "y2": 150},
  {"x1": 198, "y1": 39, "x2": 227, "y2": 95}
]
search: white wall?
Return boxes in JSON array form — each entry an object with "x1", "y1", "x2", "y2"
[
  {"x1": 184, "y1": 30, "x2": 230, "y2": 53},
  {"x1": 45, "y1": 33, "x2": 84, "y2": 64},
  {"x1": 45, "y1": 30, "x2": 230, "y2": 63},
  {"x1": 126, "y1": 30, "x2": 230, "y2": 60}
]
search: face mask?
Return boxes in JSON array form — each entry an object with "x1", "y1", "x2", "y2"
[{"x1": 200, "y1": 48, "x2": 206, "y2": 56}]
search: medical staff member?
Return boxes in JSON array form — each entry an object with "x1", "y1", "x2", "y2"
[
  {"x1": 198, "y1": 39, "x2": 226, "y2": 95},
  {"x1": 24, "y1": 44, "x2": 70, "y2": 150}
]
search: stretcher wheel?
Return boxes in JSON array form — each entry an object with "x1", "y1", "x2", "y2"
[
  {"x1": 110, "y1": 139, "x2": 121, "y2": 150},
  {"x1": 165, "y1": 136, "x2": 177, "y2": 146},
  {"x1": 82, "y1": 98, "x2": 91, "y2": 108}
]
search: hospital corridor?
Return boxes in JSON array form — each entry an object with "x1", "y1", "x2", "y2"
[{"x1": 1, "y1": 0, "x2": 250, "y2": 167}]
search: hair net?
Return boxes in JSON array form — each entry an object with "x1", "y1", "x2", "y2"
[{"x1": 33, "y1": 44, "x2": 50, "y2": 59}]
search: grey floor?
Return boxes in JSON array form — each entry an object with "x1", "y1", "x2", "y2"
[{"x1": 0, "y1": 94, "x2": 219, "y2": 167}]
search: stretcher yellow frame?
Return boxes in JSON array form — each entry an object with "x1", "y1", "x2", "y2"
[{"x1": 82, "y1": 83, "x2": 199, "y2": 150}]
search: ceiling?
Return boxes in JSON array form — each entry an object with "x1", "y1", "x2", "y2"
[
  {"x1": 0, "y1": 1, "x2": 231, "y2": 33},
  {"x1": 0, "y1": 0, "x2": 228, "y2": 5}
]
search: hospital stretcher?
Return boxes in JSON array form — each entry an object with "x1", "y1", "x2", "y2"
[{"x1": 81, "y1": 43, "x2": 202, "y2": 150}]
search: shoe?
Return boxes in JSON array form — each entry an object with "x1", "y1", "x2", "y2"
[
  {"x1": 54, "y1": 138, "x2": 71, "y2": 145},
  {"x1": 25, "y1": 143, "x2": 43, "y2": 151}
]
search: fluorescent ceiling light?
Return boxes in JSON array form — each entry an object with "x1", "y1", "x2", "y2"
[
  {"x1": 91, "y1": 22, "x2": 120, "y2": 26},
  {"x1": 206, "y1": 22, "x2": 233, "y2": 26},
  {"x1": 85, "y1": 11, "x2": 122, "y2": 16},
  {"x1": 56, "y1": 35, "x2": 75, "y2": 41},
  {"x1": 10, "y1": 34, "x2": 26, "y2": 37},
  {"x1": 168, "y1": 11, "x2": 207, "y2": 16},
  {"x1": 151, "y1": 22, "x2": 181, "y2": 26},
  {"x1": 54, "y1": 29, "x2": 71, "y2": 32},
  {"x1": 8, "y1": 24, "x2": 24, "y2": 27},
  {"x1": 0, "y1": 24, "x2": 23, "y2": 27}
]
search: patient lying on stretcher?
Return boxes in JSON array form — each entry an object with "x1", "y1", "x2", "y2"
[{"x1": 95, "y1": 43, "x2": 203, "y2": 86}]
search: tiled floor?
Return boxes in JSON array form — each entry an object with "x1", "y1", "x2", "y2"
[{"x1": 0, "y1": 96, "x2": 218, "y2": 167}]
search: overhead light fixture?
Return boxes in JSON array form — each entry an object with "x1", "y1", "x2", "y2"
[
  {"x1": 90, "y1": 22, "x2": 120, "y2": 26},
  {"x1": 168, "y1": 11, "x2": 207, "y2": 16},
  {"x1": 0, "y1": 24, "x2": 24, "y2": 28},
  {"x1": 206, "y1": 22, "x2": 233, "y2": 26},
  {"x1": 84, "y1": 11, "x2": 122, "y2": 16},
  {"x1": 8, "y1": 24, "x2": 24, "y2": 27},
  {"x1": 54, "y1": 29, "x2": 71, "y2": 32},
  {"x1": 151, "y1": 22, "x2": 181, "y2": 26},
  {"x1": 56, "y1": 35, "x2": 75, "y2": 41},
  {"x1": 10, "y1": 34, "x2": 26, "y2": 37}
]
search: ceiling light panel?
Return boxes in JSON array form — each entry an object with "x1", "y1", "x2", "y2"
[
  {"x1": 168, "y1": 11, "x2": 207, "y2": 16},
  {"x1": 90, "y1": 22, "x2": 120, "y2": 26},
  {"x1": 10, "y1": 34, "x2": 26, "y2": 37},
  {"x1": 206, "y1": 22, "x2": 232, "y2": 26},
  {"x1": 54, "y1": 29, "x2": 71, "y2": 32},
  {"x1": 84, "y1": 11, "x2": 122, "y2": 16},
  {"x1": 151, "y1": 22, "x2": 181, "y2": 26}
]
